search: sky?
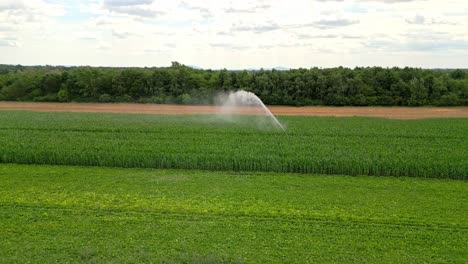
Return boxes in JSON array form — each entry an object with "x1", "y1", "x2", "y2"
[{"x1": 0, "y1": 0, "x2": 467, "y2": 69}]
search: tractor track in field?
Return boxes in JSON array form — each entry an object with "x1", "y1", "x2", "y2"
[{"x1": 0, "y1": 102, "x2": 467, "y2": 119}]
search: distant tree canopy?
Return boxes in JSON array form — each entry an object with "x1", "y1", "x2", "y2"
[{"x1": 0, "y1": 63, "x2": 467, "y2": 106}]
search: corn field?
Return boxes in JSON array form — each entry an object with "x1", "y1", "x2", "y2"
[{"x1": 0, "y1": 111, "x2": 466, "y2": 179}]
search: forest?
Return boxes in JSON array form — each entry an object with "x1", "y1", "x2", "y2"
[{"x1": 0, "y1": 62, "x2": 467, "y2": 106}]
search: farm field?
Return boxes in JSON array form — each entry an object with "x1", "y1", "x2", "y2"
[
  {"x1": 3, "y1": 0, "x2": 468, "y2": 262},
  {"x1": 0, "y1": 164, "x2": 466, "y2": 263},
  {"x1": 0, "y1": 111, "x2": 467, "y2": 179},
  {"x1": 0, "y1": 109, "x2": 467, "y2": 263}
]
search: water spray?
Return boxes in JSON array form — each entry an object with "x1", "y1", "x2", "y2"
[{"x1": 218, "y1": 90, "x2": 286, "y2": 132}]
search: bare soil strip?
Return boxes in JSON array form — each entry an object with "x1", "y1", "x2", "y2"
[{"x1": 0, "y1": 102, "x2": 467, "y2": 119}]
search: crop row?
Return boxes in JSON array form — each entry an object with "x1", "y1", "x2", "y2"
[{"x1": 0, "y1": 111, "x2": 466, "y2": 179}]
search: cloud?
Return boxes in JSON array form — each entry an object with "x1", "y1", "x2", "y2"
[
  {"x1": 153, "y1": 30, "x2": 174, "y2": 36},
  {"x1": 342, "y1": 35, "x2": 364, "y2": 39},
  {"x1": 405, "y1": 15, "x2": 425, "y2": 24},
  {"x1": 363, "y1": 39, "x2": 399, "y2": 51},
  {"x1": 345, "y1": 4, "x2": 368, "y2": 14},
  {"x1": 272, "y1": 42, "x2": 336, "y2": 53},
  {"x1": 0, "y1": 39, "x2": 17, "y2": 47},
  {"x1": 0, "y1": 1, "x2": 25, "y2": 11},
  {"x1": 224, "y1": 7, "x2": 254, "y2": 13},
  {"x1": 210, "y1": 43, "x2": 230, "y2": 48},
  {"x1": 317, "y1": 0, "x2": 425, "y2": 3},
  {"x1": 144, "y1": 48, "x2": 167, "y2": 53},
  {"x1": 180, "y1": 1, "x2": 212, "y2": 19},
  {"x1": 109, "y1": 6, "x2": 162, "y2": 17},
  {"x1": 0, "y1": 0, "x2": 65, "y2": 31},
  {"x1": 95, "y1": 18, "x2": 112, "y2": 26},
  {"x1": 364, "y1": 32, "x2": 468, "y2": 52},
  {"x1": 407, "y1": 40, "x2": 468, "y2": 51},
  {"x1": 0, "y1": 25, "x2": 15, "y2": 32},
  {"x1": 78, "y1": 36, "x2": 98, "y2": 41},
  {"x1": 444, "y1": 10, "x2": 468, "y2": 17},
  {"x1": 224, "y1": 18, "x2": 359, "y2": 35},
  {"x1": 287, "y1": 19, "x2": 359, "y2": 30},
  {"x1": 210, "y1": 43, "x2": 249, "y2": 50},
  {"x1": 312, "y1": 18, "x2": 359, "y2": 28},
  {"x1": 103, "y1": 0, "x2": 162, "y2": 18},
  {"x1": 277, "y1": 43, "x2": 304, "y2": 48},
  {"x1": 405, "y1": 15, "x2": 457, "y2": 25},
  {"x1": 225, "y1": 4, "x2": 270, "y2": 13},
  {"x1": 231, "y1": 23, "x2": 281, "y2": 33},
  {"x1": 374, "y1": 0, "x2": 427, "y2": 2},
  {"x1": 2, "y1": 0, "x2": 467, "y2": 68},
  {"x1": 112, "y1": 30, "x2": 134, "y2": 39},
  {"x1": 258, "y1": 44, "x2": 275, "y2": 49},
  {"x1": 103, "y1": 0, "x2": 153, "y2": 8},
  {"x1": 297, "y1": 33, "x2": 363, "y2": 39},
  {"x1": 97, "y1": 42, "x2": 112, "y2": 50},
  {"x1": 231, "y1": 46, "x2": 249, "y2": 50}
]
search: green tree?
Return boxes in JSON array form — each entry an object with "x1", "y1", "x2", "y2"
[
  {"x1": 1, "y1": 79, "x2": 28, "y2": 100},
  {"x1": 42, "y1": 72, "x2": 63, "y2": 94},
  {"x1": 408, "y1": 78, "x2": 428, "y2": 106},
  {"x1": 57, "y1": 89, "x2": 69, "y2": 102},
  {"x1": 450, "y1": 69, "x2": 466, "y2": 80}
]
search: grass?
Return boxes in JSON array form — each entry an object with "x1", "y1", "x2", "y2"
[
  {"x1": 0, "y1": 111, "x2": 466, "y2": 179},
  {"x1": 0, "y1": 163, "x2": 466, "y2": 263}
]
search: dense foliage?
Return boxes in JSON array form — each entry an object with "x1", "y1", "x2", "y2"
[
  {"x1": 1, "y1": 164, "x2": 466, "y2": 263},
  {"x1": 0, "y1": 111, "x2": 466, "y2": 179},
  {"x1": 0, "y1": 63, "x2": 467, "y2": 106}
]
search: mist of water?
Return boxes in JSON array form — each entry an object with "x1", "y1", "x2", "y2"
[{"x1": 215, "y1": 90, "x2": 286, "y2": 131}]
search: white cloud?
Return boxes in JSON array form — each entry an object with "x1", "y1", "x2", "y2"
[
  {"x1": 0, "y1": 39, "x2": 17, "y2": 47},
  {"x1": 405, "y1": 15, "x2": 457, "y2": 25},
  {"x1": 0, "y1": 1, "x2": 25, "y2": 11},
  {"x1": 103, "y1": 0, "x2": 153, "y2": 8},
  {"x1": 0, "y1": 0, "x2": 467, "y2": 68}
]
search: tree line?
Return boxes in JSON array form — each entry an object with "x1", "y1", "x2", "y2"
[{"x1": 0, "y1": 62, "x2": 466, "y2": 106}]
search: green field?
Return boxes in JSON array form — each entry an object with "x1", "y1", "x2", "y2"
[
  {"x1": 0, "y1": 164, "x2": 466, "y2": 263},
  {"x1": 0, "y1": 111, "x2": 467, "y2": 179},
  {"x1": 0, "y1": 110, "x2": 467, "y2": 263}
]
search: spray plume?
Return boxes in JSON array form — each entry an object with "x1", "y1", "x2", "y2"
[{"x1": 215, "y1": 90, "x2": 286, "y2": 131}]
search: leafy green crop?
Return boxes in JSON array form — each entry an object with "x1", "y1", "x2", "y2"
[
  {"x1": 0, "y1": 164, "x2": 466, "y2": 263},
  {"x1": 0, "y1": 111, "x2": 466, "y2": 179}
]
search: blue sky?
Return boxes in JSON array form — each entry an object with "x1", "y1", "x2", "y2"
[{"x1": 0, "y1": 0, "x2": 467, "y2": 68}]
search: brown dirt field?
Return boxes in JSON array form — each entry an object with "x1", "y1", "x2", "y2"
[{"x1": 0, "y1": 102, "x2": 467, "y2": 119}]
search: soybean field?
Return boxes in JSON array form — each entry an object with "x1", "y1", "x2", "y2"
[{"x1": 0, "y1": 164, "x2": 466, "y2": 263}]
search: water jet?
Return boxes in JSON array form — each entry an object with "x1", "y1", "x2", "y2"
[{"x1": 218, "y1": 90, "x2": 286, "y2": 131}]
